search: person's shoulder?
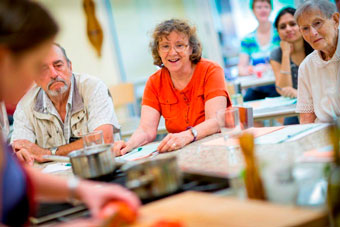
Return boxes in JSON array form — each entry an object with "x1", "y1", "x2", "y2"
[
  {"x1": 300, "y1": 50, "x2": 318, "y2": 68},
  {"x1": 74, "y1": 73, "x2": 102, "y2": 84},
  {"x1": 17, "y1": 85, "x2": 40, "y2": 109},
  {"x1": 270, "y1": 47, "x2": 282, "y2": 61},
  {"x1": 74, "y1": 73, "x2": 107, "y2": 90},
  {"x1": 242, "y1": 30, "x2": 256, "y2": 41},
  {"x1": 146, "y1": 67, "x2": 165, "y2": 85},
  {"x1": 299, "y1": 50, "x2": 318, "y2": 78},
  {"x1": 241, "y1": 31, "x2": 257, "y2": 48},
  {"x1": 197, "y1": 58, "x2": 222, "y2": 70}
]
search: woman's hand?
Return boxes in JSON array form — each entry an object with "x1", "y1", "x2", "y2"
[
  {"x1": 76, "y1": 181, "x2": 141, "y2": 218},
  {"x1": 157, "y1": 130, "x2": 193, "y2": 153},
  {"x1": 113, "y1": 141, "x2": 134, "y2": 156},
  {"x1": 281, "y1": 87, "x2": 297, "y2": 98},
  {"x1": 280, "y1": 41, "x2": 293, "y2": 55}
]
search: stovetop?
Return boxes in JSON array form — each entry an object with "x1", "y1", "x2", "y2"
[{"x1": 30, "y1": 170, "x2": 229, "y2": 226}]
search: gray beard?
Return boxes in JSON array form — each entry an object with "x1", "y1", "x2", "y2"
[{"x1": 47, "y1": 84, "x2": 69, "y2": 97}]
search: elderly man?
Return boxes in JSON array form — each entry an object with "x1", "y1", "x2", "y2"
[{"x1": 11, "y1": 44, "x2": 119, "y2": 163}]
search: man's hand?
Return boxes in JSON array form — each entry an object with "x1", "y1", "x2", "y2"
[{"x1": 12, "y1": 140, "x2": 50, "y2": 163}]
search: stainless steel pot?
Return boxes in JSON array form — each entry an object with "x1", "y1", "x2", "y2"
[
  {"x1": 123, "y1": 156, "x2": 182, "y2": 199},
  {"x1": 68, "y1": 144, "x2": 115, "y2": 179}
]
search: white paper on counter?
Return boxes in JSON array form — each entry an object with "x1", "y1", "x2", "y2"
[
  {"x1": 245, "y1": 97, "x2": 297, "y2": 111},
  {"x1": 115, "y1": 142, "x2": 161, "y2": 162},
  {"x1": 42, "y1": 163, "x2": 71, "y2": 174},
  {"x1": 255, "y1": 123, "x2": 328, "y2": 144}
]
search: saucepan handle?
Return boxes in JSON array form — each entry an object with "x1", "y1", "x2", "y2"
[{"x1": 126, "y1": 175, "x2": 154, "y2": 190}]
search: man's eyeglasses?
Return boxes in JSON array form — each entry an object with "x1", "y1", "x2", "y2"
[{"x1": 158, "y1": 43, "x2": 189, "y2": 53}]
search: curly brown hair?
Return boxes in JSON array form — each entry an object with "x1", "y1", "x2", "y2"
[{"x1": 150, "y1": 19, "x2": 202, "y2": 67}]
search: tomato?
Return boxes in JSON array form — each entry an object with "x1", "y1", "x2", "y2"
[
  {"x1": 151, "y1": 219, "x2": 183, "y2": 227},
  {"x1": 99, "y1": 201, "x2": 137, "y2": 227}
]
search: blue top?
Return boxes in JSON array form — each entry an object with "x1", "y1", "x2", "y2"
[
  {"x1": 1, "y1": 142, "x2": 29, "y2": 226},
  {"x1": 240, "y1": 26, "x2": 280, "y2": 66}
]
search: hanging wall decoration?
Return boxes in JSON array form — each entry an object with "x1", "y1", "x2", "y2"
[{"x1": 83, "y1": 0, "x2": 103, "y2": 57}]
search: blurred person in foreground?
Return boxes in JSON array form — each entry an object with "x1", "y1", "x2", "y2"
[
  {"x1": 269, "y1": 7, "x2": 313, "y2": 125},
  {"x1": 295, "y1": 0, "x2": 340, "y2": 123},
  {"x1": 114, "y1": 19, "x2": 231, "y2": 156},
  {"x1": 0, "y1": 0, "x2": 139, "y2": 226},
  {"x1": 237, "y1": 0, "x2": 280, "y2": 101},
  {"x1": 11, "y1": 43, "x2": 120, "y2": 164}
]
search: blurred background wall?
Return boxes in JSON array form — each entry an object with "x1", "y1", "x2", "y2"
[{"x1": 36, "y1": 0, "x2": 335, "y2": 116}]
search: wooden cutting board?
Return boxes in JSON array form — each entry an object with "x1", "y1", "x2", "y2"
[{"x1": 132, "y1": 191, "x2": 328, "y2": 227}]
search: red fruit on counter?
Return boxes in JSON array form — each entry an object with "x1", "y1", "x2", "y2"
[{"x1": 99, "y1": 201, "x2": 137, "y2": 227}]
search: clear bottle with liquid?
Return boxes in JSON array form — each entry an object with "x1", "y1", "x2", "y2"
[{"x1": 231, "y1": 82, "x2": 243, "y2": 106}]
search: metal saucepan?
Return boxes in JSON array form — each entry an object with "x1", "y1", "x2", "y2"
[
  {"x1": 123, "y1": 155, "x2": 182, "y2": 199},
  {"x1": 68, "y1": 144, "x2": 115, "y2": 179}
]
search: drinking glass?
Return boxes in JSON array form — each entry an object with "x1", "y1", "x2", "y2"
[
  {"x1": 216, "y1": 107, "x2": 241, "y2": 141},
  {"x1": 0, "y1": 102, "x2": 10, "y2": 141},
  {"x1": 82, "y1": 130, "x2": 104, "y2": 148}
]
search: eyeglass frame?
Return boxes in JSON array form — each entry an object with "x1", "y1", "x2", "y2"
[
  {"x1": 299, "y1": 16, "x2": 329, "y2": 36},
  {"x1": 158, "y1": 42, "x2": 189, "y2": 53}
]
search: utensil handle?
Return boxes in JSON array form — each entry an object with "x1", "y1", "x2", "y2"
[{"x1": 43, "y1": 155, "x2": 70, "y2": 162}]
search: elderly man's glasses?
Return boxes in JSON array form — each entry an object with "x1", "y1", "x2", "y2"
[{"x1": 159, "y1": 43, "x2": 189, "y2": 53}]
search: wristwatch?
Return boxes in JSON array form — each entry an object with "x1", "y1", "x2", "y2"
[
  {"x1": 49, "y1": 146, "x2": 58, "y2": 155},
  {"x1": 188, "y1": 127, "x2": 198, "y2": 142}
]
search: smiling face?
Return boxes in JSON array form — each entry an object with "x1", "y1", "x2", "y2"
[
  {"x1": 158, "y1": 31, "x2": 193, "y2": 74},
  {"x1": 35, "y1": 45, "x2": 73, "y2": 97},
  {"x1": 0, "y1": 39, "x2": 54, "y2": 103},
  {"x1": 298, "y1": 10, "x2": 339, "y2": 51},
  {"x1": 253, "y1": 1, "x2": 271, "y2": 23},
  {"x1": 277, "y1": 13, "x2": 302, "y2": 43}
]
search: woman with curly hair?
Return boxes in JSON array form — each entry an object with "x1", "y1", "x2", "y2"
[{"x1": 114, "y1": 19, "x2": 231, "y2": 155}]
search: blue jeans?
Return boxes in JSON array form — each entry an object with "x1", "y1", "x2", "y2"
[
  {"x1": 244, "y1": 84, "x2": 279, "y2": 101},
  {"x1": 284, "y1": 116, "x2": 299, "y2": 125}
]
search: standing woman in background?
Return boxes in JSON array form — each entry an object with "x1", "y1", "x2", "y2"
[
  {"x1": 0, "y1": 0, "x2": 139, "y2": 226},
  {"x1": 270, "y1": 7, "x2": 313, "y2": 125},
  {"x1": 238, "y1": 0, "x2": 280, "y2": 101}
]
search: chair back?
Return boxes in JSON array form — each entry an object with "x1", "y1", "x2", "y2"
[{"x1": 109, "y1": 83, "x2": 135, "y2": 108}]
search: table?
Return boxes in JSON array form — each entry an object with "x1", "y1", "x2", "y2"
[
  {"x1": 37, "y1": 123, "x2": 332, "y2": 182},
  {"x1": 235, "y1": 73, "x2": 275, "y2": 89},
  {"x1": 243, "y1": 97, "x2": 298, "y2": 123},
  {"x1": 253, "y1": 104, "x2": 298, "y2": 121},
  {"x1": 36, "y1": 124, "x2": 332, "y2": 225}
]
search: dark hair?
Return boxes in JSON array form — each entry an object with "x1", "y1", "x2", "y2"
[
  {"x1": 274, "y1": 7, "x2": 296, "y2": 29},
  {"x1": 150, "y1": 19, "x2": 202, "y2": 67},
  {"x1": 0, "y1": 0, "x2": 59, "y2": 55},
  {"x1": 251, "y1": 0, "x2": 272, "y2": 9},
  {"x1": 274, "y1": 7, "x2": 314, "y2": 57}
]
